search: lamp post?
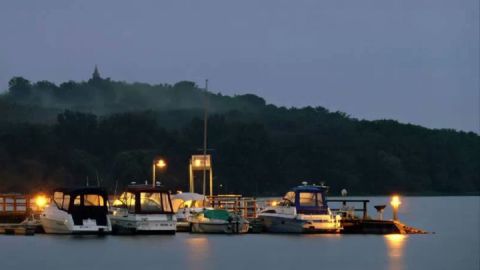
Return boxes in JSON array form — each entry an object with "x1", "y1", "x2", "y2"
[
  {"x1": 152, "y1": 159, "x2": 167, "y2": 187},
  {"x1": 390, "y1": 195, "x2": 401, "y2": 221}
]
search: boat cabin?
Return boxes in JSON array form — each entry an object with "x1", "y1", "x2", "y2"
[
  {"x1": 52, "y1": 187, "x2": 109, "y2": 226},
  {"x1": 282, "y1": 185, "x2": 329, "y2": 215},
  {"x1": 113, "y1": 185, "x2": 173, "y2": 214}
]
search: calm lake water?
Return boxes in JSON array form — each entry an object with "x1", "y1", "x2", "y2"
[{"x1": 1, "y1": 196, "x2": 479, "y2": 270}]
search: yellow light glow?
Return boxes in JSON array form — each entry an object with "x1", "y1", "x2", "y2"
[
  {"x1": 156, "y1": 159, "x2": 167, "y2": 168},
  {"x1": 34, "y1": 195, "x2": 48, "y2": 208},
  {"x1": 112, "y1": 199, "x2": 123, "y2": 206},
  {"x1": 385, "y1": 234, "x2": 406, "y2": 243},
  {"x1": 390, "y1": 195, "x2": 401, "y2": 208},
  {"x1": 194, "y1": 159, "x2": 202, "y2": 167},
  {"x1": 271, "y1": 201, "x2": 278, "y2": 207},
  {"x1": 384, "y1": 234, "x2": 407, "y2": 259}
]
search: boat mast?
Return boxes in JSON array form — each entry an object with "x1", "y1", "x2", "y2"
[{"x1": 202, "y1": 79, "x2": 209, "y2": 196}]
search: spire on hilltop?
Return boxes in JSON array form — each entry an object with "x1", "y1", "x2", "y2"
[{"x1": 92, "y1": 65, "x2": 101, "y2": 81}]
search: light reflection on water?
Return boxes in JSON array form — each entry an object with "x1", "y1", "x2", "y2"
[
  {"x1": 385, "y1": 234, "x2": 407, "y2": 270},
  {"x1": 0, "y1": 197, "x2": 477, "y2": 270},
  {"x1": 185, "y1": 236, "x2": 210, "y2": 270}
]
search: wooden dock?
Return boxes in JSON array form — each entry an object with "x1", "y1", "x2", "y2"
[
  {"x1": 0, "y1": 194, "x2": 39, "y2": 235},
  {"x1": 0, "y1": 224, "x2": 36, "y2": 235},
  {"x1": 328, "y1": 199, "x2": 428, "y2": 234},
  {"x1": 340, "y1": 218, "x2": 427, "y2": 234}
]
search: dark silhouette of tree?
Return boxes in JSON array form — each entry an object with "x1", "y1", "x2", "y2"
[
  {"x1": 0, "y1": 74, "x2": 478, "y2": 195},
  {"x1": 8, "y1": 77, "x2": 31, "y2": 99}
]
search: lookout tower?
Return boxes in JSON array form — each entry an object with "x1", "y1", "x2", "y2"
[{"x1": 189, "y1": 154, "x2": 213, "y2": 196}]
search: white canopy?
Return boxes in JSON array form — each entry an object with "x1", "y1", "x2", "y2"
[
  {"x1": 171, "y1": 192, "x2": 208, "y2": 212},
  {"x1": 172, "y1": 192, "x2": 207, "y2": 202}
]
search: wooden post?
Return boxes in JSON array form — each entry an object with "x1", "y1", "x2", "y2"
[
  {"x1": 189, "y1": 163, "x2": 194, "y2": 193},
  {"x1": 13, "y1": 197, "x2": 17, "y2": 212},
  {"x1": 363, "y1": 201, "x2": 367, "y2": 219}
]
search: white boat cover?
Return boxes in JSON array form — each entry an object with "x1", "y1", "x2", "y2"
[{"x1": 172, "y1": 192, "x2": 207, "y2": 202}]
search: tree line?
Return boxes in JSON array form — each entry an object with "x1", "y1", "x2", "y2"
[{"x1": 0, "y1": 70, "x2": 478, "y2": 195}]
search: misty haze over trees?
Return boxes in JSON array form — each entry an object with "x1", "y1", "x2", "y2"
[{"x1": 0, "y1": 68, "x2": 478, "y2": 195}]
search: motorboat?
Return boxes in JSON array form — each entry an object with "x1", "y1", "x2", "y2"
[
  {"x1": 258, "y1": 183, "x2": 342, "y2": 233},
  {"x1": 171, "y1": 192, "x2": 210, "y2": 232},
  {"x1": 40, "y1": 187, "x2": 111, "y2": 234},
  {"x1": 190, "y1": 209, "x2": 249, "y2": 234},
  {"x1": 109, "y1": 185, "x2": 176, "y2": 234}
]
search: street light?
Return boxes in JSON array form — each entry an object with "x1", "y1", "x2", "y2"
[
  {"x1": 390, "y1": 195, "x2": 401, "y2": 221},
  {"x1": 152, "y1": 158, "x2": 167, "y2": 187}
]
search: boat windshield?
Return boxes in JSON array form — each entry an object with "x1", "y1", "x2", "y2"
[
  {"x1": 298, "y1": 192, "x2": 323, "y2": 207},
  {"x1": 114, "y1": 192, "x2": 136, "y2": 212},
  {"x1": 53, "y1": 191, "x2": 70, "y2": 211},
  {"x1": 84, "y1": 194, "x2": 105, "y2": 206},
  {"x1": 140, "y1": 192, "x2": 173, "y2": 213},
  {"x1": 283, "y1": 191, "x2": 295, "y2": 204},
  {"x1": 72, "y1": 194, "x2": 105, "y2": 207},
  {"x1": 115, "y1": 191, "x2": 172, "y2": 213}
]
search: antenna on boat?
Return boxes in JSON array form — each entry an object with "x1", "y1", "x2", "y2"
[
  {"x1": 114, "y1": 179, "x2": 118, "y2": 199},
  {"x1": 86, "y1": 176, "x2": 89, "y2": 187},
  {"x1": 96, "y1": 171, "x2": 100, "y2": 186},
  {"x1": 202, "y1": 79, "x2": 209, "y2": 196}
]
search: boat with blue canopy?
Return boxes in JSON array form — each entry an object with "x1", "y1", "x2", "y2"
[{"x1": 258, "y1": 182, "x2": 342, "y2": 233}]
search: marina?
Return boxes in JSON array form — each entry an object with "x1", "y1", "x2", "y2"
[{"x1": 1, "y1": 181, "x2": 428, "y2": 236}]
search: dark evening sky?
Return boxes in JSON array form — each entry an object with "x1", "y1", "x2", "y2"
[{"x1": 1, "y1": 0, "x2": 478, "y2": 132}]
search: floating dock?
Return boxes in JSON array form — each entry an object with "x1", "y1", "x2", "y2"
[{"x1": 203, "y1": 196, "x2": 428, "y2": 234}]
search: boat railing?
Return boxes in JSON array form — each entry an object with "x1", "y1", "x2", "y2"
[
  {"x1": 0, "y1": 194, "x2": 38, "y2": 223},
  {"x1": 208, "y1": 195, "x2": 258, "y2": 219},
  {"x1": 327, "y1": 199, "x2": 370, "y2": 219}
]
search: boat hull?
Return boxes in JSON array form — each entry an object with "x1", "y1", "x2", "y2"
[
  {"x1": 40, "y1": 208, "x2": 111, "y2": 234},
  {"x1": 259, "y1": 215, "x2": 341, "y2": 233},
  {"x1": 176, "y1": 220, "x2": 191, "y2": 232},
  {"x1": 190, "y1": 221, "x2": 249, "y2": 234},
  {"x1": 110, "y1": 214, "x2": 176, "y2": 234}
]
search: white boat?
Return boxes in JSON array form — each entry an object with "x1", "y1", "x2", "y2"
[
  {"x1": 172, "y1": 192, "x2": 210, "y2": 231},
  {"x1": 190, "y1": 209, "x2": 249, "y2": 234},
  {"x1": 109, "y1": 185, "x2": 176, "y2": 234},
  {"x1": 40, "y1": 187, "x2": 112, "y2": 234},
  {"x1": 258, "y1": 183, "x2": 341, "y2": 233}
]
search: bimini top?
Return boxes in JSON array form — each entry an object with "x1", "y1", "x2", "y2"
[
  {"x1": 52, "y1": 187, "x2": 109, "y2": 226},
  {"x1": 284, "y1": 183, "x2": 329, "y2": 215},
  {"x1": 52, "y1": 187, "x2": 109, "y2": 198},
  {"x1": 291, "y1": 184, "x2": 329, "y2": 193}
]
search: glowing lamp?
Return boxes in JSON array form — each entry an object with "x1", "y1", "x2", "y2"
[
  {"x1": 156, "y1": 159, "x2": 167, "y2": 169},
  {"x1": 390, "y1": 195, "x2": 401, "y2": 221},
  {"x1": 390, "y1": 196, "x2": 401, "y2": 208},
  {"x1": 34, "y1": 195, "x2": 48, "y2": 209}
]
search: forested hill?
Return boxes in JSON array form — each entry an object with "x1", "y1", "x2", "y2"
[{"x1": 1, "y1": 70, "x2": 478, "y2": 195}]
